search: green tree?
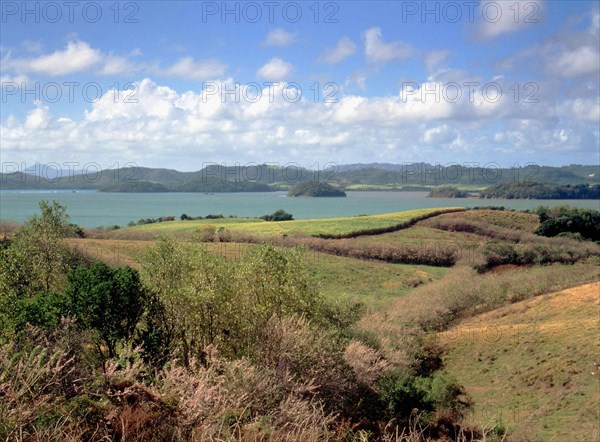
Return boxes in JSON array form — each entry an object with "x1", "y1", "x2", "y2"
[
  {"x1": 140, "y1": 237, "x2": 234, "y2": 366},
  {"x1": 260, "y1": 209, "x2": 294, "y2": 221},
  {"x1": 535, "y1": 206, "x2": 600, "y2": 242},
  {"x1": 1, "y1": 201, "x2": 76, "y2": 296},
  {"x1": 0, "y1": 201, "x2": 81, "y2": 340},
  {"x1": 65, "y1": 262, "x2": 147, "y2": 358},
  {"x1": 232, "y1": 244, "x2": 324, "y2": 357}
]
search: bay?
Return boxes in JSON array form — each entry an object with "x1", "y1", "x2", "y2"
[{"x1": 1, "y1": 190, "x2": 599, "y2": 228}]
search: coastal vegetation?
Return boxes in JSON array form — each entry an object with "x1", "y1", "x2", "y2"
[
  {"x1": 1, "y1": 201, "x2": 599, "y2": 440},
  {"x1": 480, "y1": 181, "x2": 600, "y2": 199},
  {"x1": 287, "y1": 181, "x2": 347, "y2": 197}
]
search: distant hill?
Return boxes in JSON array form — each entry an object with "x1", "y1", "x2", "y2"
[
  {"x1": 176, "y1": 178, "x2": 272, "y2": 192},
  {"x1": 480, "y1": 181, "x2": 600, "y2": 199},
  {"x1": 1, "y1": 163, "x2": 598, "y2": 192},
  {"x1": 288, "y1": 181, "x2": 346, "y2": 197},
  {"x1": 99, "y1": 181, "x2": 171, "y2": 192}
]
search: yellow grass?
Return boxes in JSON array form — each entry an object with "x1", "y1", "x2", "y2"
[
  {"x1": 110, "y1": 208, "x2": 464, "y2": 239},
  {"x1": 440, "y1": 282, "x2": 600, "y2": 440}
]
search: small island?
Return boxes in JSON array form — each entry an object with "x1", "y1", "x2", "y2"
[
  {"x1": 428, "y1": 186, "x2": 469, "y2": 198},
  {"x1": 287, "y1": 181, "x2": 347, "y2": 197}
]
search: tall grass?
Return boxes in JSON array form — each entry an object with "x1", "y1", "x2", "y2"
[{"x1": 406, "y1": 261, "x2": 600, "y2": 331}]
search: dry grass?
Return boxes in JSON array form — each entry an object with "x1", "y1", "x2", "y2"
[
  {"x1": 430, "y1": 209, "x2": 540, "y2": 232},
  {"x1": 354, "y1": 261, "x2": 600, "y2": 366},
  {"x1": 441, "y1": 282, "x2": 600, "y2": 441}
]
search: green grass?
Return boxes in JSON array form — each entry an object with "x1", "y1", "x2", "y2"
[
  {"x1": 70, "y1": 237, "x2": 446, "y2": 313},
  {"x1": 343, "y1": 225, "x2": 484, "y2": 245},
  {"x1": 440, "y1": 282, "x2": 600, "y2": 440},
  {"x1": 450, "y1": 209, "x2": 540, "y2": 232},
  {"x1": 112, "y1": 208, "x2": 464, "y2": 239},
  {"x1": 304, "y1": 252, "x2": 448, "y2": 310}
]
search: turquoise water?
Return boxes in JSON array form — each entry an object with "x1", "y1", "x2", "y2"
[{"x1": 1, "y1": 190, "x2": 599, "y2": 228}]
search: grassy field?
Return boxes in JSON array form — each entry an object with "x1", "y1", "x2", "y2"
[
  {"x1": 70, "y1": 207, "x2": 600, "y2": 440},
  {"x1": 110, "y1": 207, "x2": 464, "y2": 239},
  {"x1": 68, "y1": 237, "x2": 447, "y2": 311},
  {"x1": 423, "y1": 209, "x2": 540, "y2": 232},
  {"x1": 440, "y1": 282, "x2": 600, "y2": 441}
]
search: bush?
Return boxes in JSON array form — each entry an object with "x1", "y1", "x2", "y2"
[
  {"x1": 16, "y1": 291, "x2": 68, "y2": 330},
  {"x1": 535, "y1": 206, "x2": 600, "y2": 242},
  {"x1": 379, "y1": 370, "x2": 470, "y2": 421},
  {"x1": 260, "y1": 209, "x2": 294, "y2": 221},
  {"x1": 196, "y1": 224, "x2": 216, "y2": 242},
  {"x1": 65, "y1": 262, "x2": 148, "y2": 357}
]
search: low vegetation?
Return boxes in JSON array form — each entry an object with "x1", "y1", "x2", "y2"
[
  {"x1": 480, "y1": 181, "x2": 600, "y2": 199},
  {"x1": 259, "y1": 209, "x2": 294, "y2": 221},
  {"x1": 440, "y1": 282, "x2": 600, "y2": 440},
  {"x1": 428, "y1": 186, "x2": 469, "y2": 198},
  {"x1": 110, "y1": 207, "x2": 465, "y2": 239},
  {"x1": 0, "y1": 201, "x2": 474, "y2": 440},
  {"x1": 287, "y1": 181, "x2": 347, "y2": 197},
  {"x1": 2, "y1": 200, "x2": 599, "y2": 440},
  {"x1": 535, "y1": 205, "x2": 600, "y2": 242}
]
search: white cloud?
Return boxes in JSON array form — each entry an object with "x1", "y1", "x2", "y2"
[
  {"x1": 2, "y1": 40, "x2": 140, "y2": 76},
  {"x1": 264, "y1": 28, "x2": 296, "y2": 46},
  {"x1": 2, "y1": 76, "x2": 598, "y2": 167},
  {"x1": 6, "y1": 41, "x2": 102, "y2": 75},
  {"x1": 421, "y1": 125, "x2": 459, "y2": 146},
  {"x1": 257, "y1": 58, "x2": 293, "y2": 81},
  {"x1": 476, "y1": 0, "x2": 544, "y2": 40},
  {"x1": 552, "y1": 46, "x2": 600, "y2": 78},
  {"x1": 100, "y1": 55, "x2": 135, "y2": 76},
  {"x1": 424, "y1": 50, "x2": 450, "y2": 73},
  {"x1": 320, "y1": 37, "x2": 356, "y2": 64},
  {"x1": 159, "y1": 57, "x2": 227, "y2": 80},
  {"x1": 345, "y1": 71, "x2": 367, "y2": 91},
  {"x1": 556, "y1": 97, "x2": 600, "y2": 122},
  {"x1": 496, "y1": 8, "x2": 599, "y2": 82},
  {"x1": 24, "y1": 103, "x2": 50, "y2": 130},
  {"x1": 363, "y1": 27, "x2": 413, "y2": 64}
]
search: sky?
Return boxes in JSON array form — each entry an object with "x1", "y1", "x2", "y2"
[{"x1": 1, "y1": 0, "x2": 599, "y2": 171}]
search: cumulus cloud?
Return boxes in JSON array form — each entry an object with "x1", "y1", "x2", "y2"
[
  {"x1": 345, "y1": 71, "x2": 367, "y2": 91},
  {"x1": 421, "y1": 125, "x2": 460, "y2": 146},
  {"x1": 475, "y1": 0, "x2": 544, "y2": 40},
  {"x1": 5, "y1": 40, "x2": 103, "y2": 75},
  {"x1": 1, "y1": 40, "x2": 227, "y2": 80},
  {"x1": 496, "y1": 8, "x2": 599, "y2": 81},
  {"x1": 551, "y1": 46, "x2": 600, "y2": 78},
  {"x1": 257, "y1": 58, "x2": 293, "y2": 81},
  {"x1": 264, "y1": 28, "x2": 296, "y2": 46},
  {"x1": 424, "y1": 50, "x2": 450, "y2": 73},
  {"x1": 2, "y1": 75, "x2": 598, "y2": 167},
  {"x1": 320, "y1": 37, "x2": 357, "y2": 64},
  {"x1": 158, "y1": 57, "x2": 227, "y2": 80},
  {"x1": 363, "y1": 27, "x2": 413, "y2": 64},
  {"x1": 1, "y1": 40, "x2": 143, "y2": 77}
]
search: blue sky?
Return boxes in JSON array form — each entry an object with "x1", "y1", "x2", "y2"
[{"x1": 1, "y1": 0, "x2": 599, "y2": 170}]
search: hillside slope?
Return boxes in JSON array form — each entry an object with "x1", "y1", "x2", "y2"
[{"x1": 440, "y1": 282, "x2": 600, "y2": 441}]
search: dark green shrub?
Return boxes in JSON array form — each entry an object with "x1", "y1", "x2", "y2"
[
  {"x1": 65, "y1": 262, "x2": 147, "y2": 357},
  {"x1": 379, "y1": 370, "x2": 470, "y2": 421},
  {"x1": 379, "y1": 369, "x2": 431, "y2": 417},
  {"x1": 260, "y1": 209, "x2": 294, "y2": 221},
  {"x1": 16, "y1": 291, "x2": 68, "y2": 330},
  {"x1": 535, "y1": 206, "x2": 600, "y2": 242}
]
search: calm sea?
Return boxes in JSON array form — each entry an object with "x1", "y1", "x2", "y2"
[{"x1": 1, "y1": 190, "x2": 599, "y2": 228}]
